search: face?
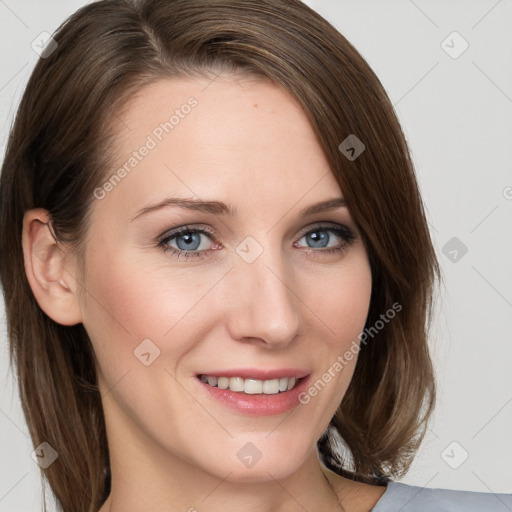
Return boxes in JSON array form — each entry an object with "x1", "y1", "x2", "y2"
[{"x1": 77, "y1": 75, "x2": 372, "y2": 482}]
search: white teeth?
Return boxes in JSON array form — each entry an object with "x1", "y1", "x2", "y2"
[
  {"x1": 217, "y1": 377, "x2": 229, "y2": 389},
  {"x1": 244, "y1": 379, "x2": 263, "y2": 394},
  {"x1": 200, "y1": 375, "x2": 300, "y2": 394},
  {"x1": 263, "y1": 379, "x2": 280, "y2": 394},
  {"x1": 229, "y1": 377, "x2": 244, "y2": 392}
]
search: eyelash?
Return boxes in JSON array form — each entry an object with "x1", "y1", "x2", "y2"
[{"x1": 156, "y1": 223, "x2": 356, "y2": 260}]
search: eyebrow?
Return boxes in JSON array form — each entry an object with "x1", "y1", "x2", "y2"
[{"x1": 130, "y1": 196, "x2": 347, "y2": 221}]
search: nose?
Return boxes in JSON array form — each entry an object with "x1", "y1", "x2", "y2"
[{"x1": 225, "y1": 246, "x2": 300, "y2": 349}]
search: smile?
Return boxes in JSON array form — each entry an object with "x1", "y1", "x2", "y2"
[{"x1": 198, "y1": 375, "x2": 299, "y2": 394}]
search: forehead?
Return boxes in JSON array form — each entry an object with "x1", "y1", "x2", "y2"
[
  {"x1": 115, "y1": 75, "x2": 323, "y2": 152},
  {"x1": 93, "y1": 76, "x2": 341, "y2": 223}
]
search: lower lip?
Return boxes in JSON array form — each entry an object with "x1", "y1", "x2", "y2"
[{"x1": 196, "y1": 376, "x2": 311, "y2": 416}]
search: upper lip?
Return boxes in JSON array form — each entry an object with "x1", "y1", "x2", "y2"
[{"x1": 197, "y1": 368, "x2": 310, "y2": 380}]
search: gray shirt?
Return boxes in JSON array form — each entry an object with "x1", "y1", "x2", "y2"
[{"x1": 370, "y1": 481, "x2": 512, "y2": 511}]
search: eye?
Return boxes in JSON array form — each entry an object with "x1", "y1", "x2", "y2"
[
  {"x1": 157, "y1": 225, "x2": 216, "y2": 260},
  {"x1": 294, "y1": 224, "x2": 355, "y2": 255},
  {"x1": 156, "y1": 223, "x2": 356, "y2": 260}
]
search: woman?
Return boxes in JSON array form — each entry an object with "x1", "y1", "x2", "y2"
[{"x1": 0, "y1": 0, "x2": 510, "y2": 511}]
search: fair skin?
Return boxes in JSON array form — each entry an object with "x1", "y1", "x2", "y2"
[{"x1": 22, "y1": 75, "x2": 386, "y2": 511}]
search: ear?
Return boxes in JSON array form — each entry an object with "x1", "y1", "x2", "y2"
[{"x1": 22, "y1": 208, "x2": 83, "y2": 326}]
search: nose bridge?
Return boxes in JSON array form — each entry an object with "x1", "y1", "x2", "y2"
[{"x1": 226, "y1": 238, "x2": 300, "y2": 347}]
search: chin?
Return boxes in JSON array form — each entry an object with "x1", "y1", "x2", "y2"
[{"x1": 209, "y1": 435, "x2": 315, "y2": 483}]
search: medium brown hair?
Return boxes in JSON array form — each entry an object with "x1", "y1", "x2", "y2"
[{"x1": 0, "y1": 0, "x2": 440, "y2": 510}]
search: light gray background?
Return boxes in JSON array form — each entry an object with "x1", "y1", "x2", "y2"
[{"x1": 1, "y1": 0, "x2": 511, "y2": 510}]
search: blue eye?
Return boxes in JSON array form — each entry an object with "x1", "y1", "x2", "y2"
[
  {"x1": 296, "y1": 226, "x2": 355, "y2": 251},
  {"x1": 157, "y1": 226, "x2": 214, "y2": 260},
  {"x1": 156, "y1": 224, "x2": 355, "y2": 260}
]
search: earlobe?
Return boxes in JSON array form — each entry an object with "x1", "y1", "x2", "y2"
[{"x1": 22, "y1": 208, "x2": 83, "y2": 326}]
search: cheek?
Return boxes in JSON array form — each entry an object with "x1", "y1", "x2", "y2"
[
  {"x1": 300, "y1": 250, "x2": 372, "y2": 404},
  {"x1": 79, "y1": 250, "x2": 221, "y2": 445},
  {"x1": 79, "y1": 245, "x2": 217, "y2": 373},
  {"x1": 316, "y1": 252, "x2": 373, "y2": 347}
]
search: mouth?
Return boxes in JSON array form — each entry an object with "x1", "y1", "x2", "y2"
[
  {"x1": 195, "y1": 369, "x2": 311, "y2": 416},
  {"x1": 198, "y1": 374, "x2": 302, "y2": 395}
]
